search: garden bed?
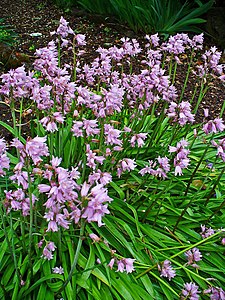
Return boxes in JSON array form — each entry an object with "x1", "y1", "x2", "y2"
[{"x1": 1, "y1": 1, "x2": 225, "y2": 299}]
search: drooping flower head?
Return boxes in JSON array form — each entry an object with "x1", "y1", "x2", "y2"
[
  {"x1": 169, "y1": 139, "x2": 190, "y2": 176},
  {"x1": 158, "y1": 260, "x2": 176, "y2": 281},
  {"x1": 185, "y1": 247, "x2": 202, "y2": 268},
  {"x1": 116, "y1": 258, "x2": 135, "y2": 274},
  {"x1": 181, "y1": 282, "x2": 200, "y2": 300},
  {"x1": 204, "y1": 286, "x2": 225, "y2": 299},
  {"x1": 0, "y1": 138, "x2": 10, "y2": 176}
]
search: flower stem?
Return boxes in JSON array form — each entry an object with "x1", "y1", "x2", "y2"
[
  {"x1": 179, "y1": 52, "x2": 193, "y2": 103},
  {"x1": 27, "y1": 169, "x2": 34, "y2": 277},
  {"x1": 61, "y1": 220, "x2": 85, "y2": 292},
  {"x1": 184, "y1": 143, "x2": 210, "y2": 197},
  {"x1": 204, "y1": 165, "x2": 225, "y2": 206}
]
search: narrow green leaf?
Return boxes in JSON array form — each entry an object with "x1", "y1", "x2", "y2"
[
  {"x1": 0, "y1": 120, "x2": 26, "y2": 143},
  {"x1": 23, "y1": 274, "x2": 63, "y2": 296},
  {"x1": 109, "y1": 181, "x2": 125, "y2": 200},
  {"x1": 33, "y1": 259, "x2": 43, "y2": 275},
  {"x1": 37, "y1": 284, "x2": 47, "y2": 300},
  {"x1": 78, "y1": 243, "x2": 95, "y2": 286},
  {"x1": 139, "y1": 275, "x2": 155, "y2": 299}
]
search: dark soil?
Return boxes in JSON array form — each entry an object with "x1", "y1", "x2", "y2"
[{"x1": 0, "y1": 0, "x2": 225, "y2": 141}]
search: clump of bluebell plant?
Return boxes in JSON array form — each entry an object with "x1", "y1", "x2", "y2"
[{"x1": 1, "y1": 16, "x2": 225, "y2": 299}]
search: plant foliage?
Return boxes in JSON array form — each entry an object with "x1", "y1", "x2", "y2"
[
  {"x1": 60, "y1": 0, "x2": 214, "y2": 34},
  {"x1": 0, "y1": 18, "x2": 18, "y2": 46}
]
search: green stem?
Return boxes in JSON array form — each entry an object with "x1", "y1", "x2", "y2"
[
  {"x1": 27, "y1": 168, "x2": 34, "y2": 277},
  {"x1": 162, "y1": 123, "x2": 178, "y2": 156},
  {"x1": 149, "y1": 271, "x2": 179, "y2": 297},
  {"x1": 9, "y1": 213, "x2": 21, "y2": 286},
  {"x1": 18, "y1": 98, "x2": 23, "y2": 138},
  {"x1": 145, "y1": 102, "x2": 168, "y2": 152},
  {"x1": 81, "y1": 136, "x2": 87, "y2": 182},
  {"x1": 49, "y1": 132, "x2": 54, "y2": 156},
  {"x1": 220, "y1": 99, "x2": 225, "y2": 118},
  {"x1": 136, "y1": 230, "x2": 222, "y2": 280},
  {"x1": 184, "y1": 143, "x2": 211, "y2": 197},
  {"x1": 179, "y1": 52, "x2": 193, "y2": 103},
  {"x1": 66, "y1": 134, "x2": 74, "y2": 168},
  {"x1": 204, "y1": 165, "x2": 225, "y2": 206},
  {"x1": 168, "y1": 54, "x2": 174, "y2": 78},
  {"x1": 193, "y1": 84, "x2": 208, "y2": 115},
  {"x1": 141, "y1": 180, "x2": 166, "y2": 222},
  {"x1": 173, "y1": 139, "x2": 213, "y2": 232},
  {"x1": 20, "y1": 215, "x2": 26, "y2": 252},
  {"x1": 170, "y1": 230, "x2": 222, "y2": 259},
  {"x1": 73, "y1": 43, "x2": 77, "y2": 82},
  {"x1": 207, "y1": 198, "x2": 225, "y2": 223},
  {"x1": 10, "y1": 96, "x2": 19, "y2": 139},
  {"x1": 58, "y1": 229, "x2": 62, "y2": 263},
  {"x1": 172, "y1": 61, "x2": 177, "y2": 84},
  {"x1": 189, "y1": 85, "x2": 198, "y2": 105},
  {"x1": 60, "y1": 221, "x2": 85, "y2": 292},
  {"x1": 0, "y1": 205, "x2": 20, "y2": 283},
  {"x1": 58, "y1": 40, "x2": 61, "y2": 67}
]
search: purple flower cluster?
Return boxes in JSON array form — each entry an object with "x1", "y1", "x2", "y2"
[
  {"x1": 161, "y1": 33, "x2": 204, "y2": 55},
  {"x1": 201, "y1": 46, "x2": 224, "y2": 77},
  {"x1": 51, "y1": 16, "x2": 86, "y2": 48},
  {"x1": 38, "y1": 160, "x2": 113, "y2": 229},
  {"x1": 3, "y1": 137, "x2": 49, "y2": 215},
  {"x1": 167, "y1": 101, "x2": 195, "y2": 126},
  {"x1": 3, "y1": 134, "x2": 113, "y2": 232},
  {"x1": 52, "y1": 266, "x2": 64, "y2": 274},
  {"x1": 80, "y1": 182, "x2": 112, "y2": 226},
  {"x1": 185, "y1": 247, "x2": 202, "y2": 268},
  {"x1": 11, "y1": 136, "x2": 49, "y2": 166},
  {"x1": 139, "y1": 156, "x2": 170, "y2": 179},
  {"x1": 117, "y1": 158, "x2": 136, "y2": 178},
  {"x1": 89, "y1": 233, "x2": 135, "y2": 273},
  {"x1": 203, "y1": 118, "x2": 225, "y2": 135},
  {"x1": 104, "y1": 123, "x2": 122, "y2": 147},
  {"x1": 130, "y1": 133, "x2": 148, "y2": 148},
  {"x1": 34, "y1": 42, "x2": 76, "y2": 112},
  {"x1": 51, "y1": 16, "x2": 74, "y2": 39},
  {"x1": 0, "y1": 138, "x2": 10, "y2": 176},
  {"x1": 0, "y1": 66, "x2": 38, "y2": 99},
  {"x1": 5, "y1": 189, "x2": 37, "y2": 216},
  {"x1": 158, "y1": 260, "x2": 176, "y2": 281},
  {"x1": 204, "y1": 286, "x2": 225, "y2": 299},
  {"x1": 86, "y1": 144, "x2": 105, "y2": 170},
  {"x1": 40, "y1": 112, "x2": 64, "y2": 132},
  {"x1": 108, "y1": 257, "x2": 135, "y2": 274},
  {"x1": 41, "y1": 241, "x2": 57, "y2": 260},
  {"x1": 169, "y1": 139, "x2": 190, "y2": 176},
  {"x1": 200, "y1": 225, "x2": 215, "y2": 239},
  {"x1": 212, "y1": 138, "x2": 225, "y2": 162},
  {"x1": 193, "y1": 46, "x2": 225, "y2": 79},
  {"x1": 181, "y1": 282, "x2": 200, "y2": 300},
  {"x1": 71, "y1": 119, "x2": 100, "y2": 137}
]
